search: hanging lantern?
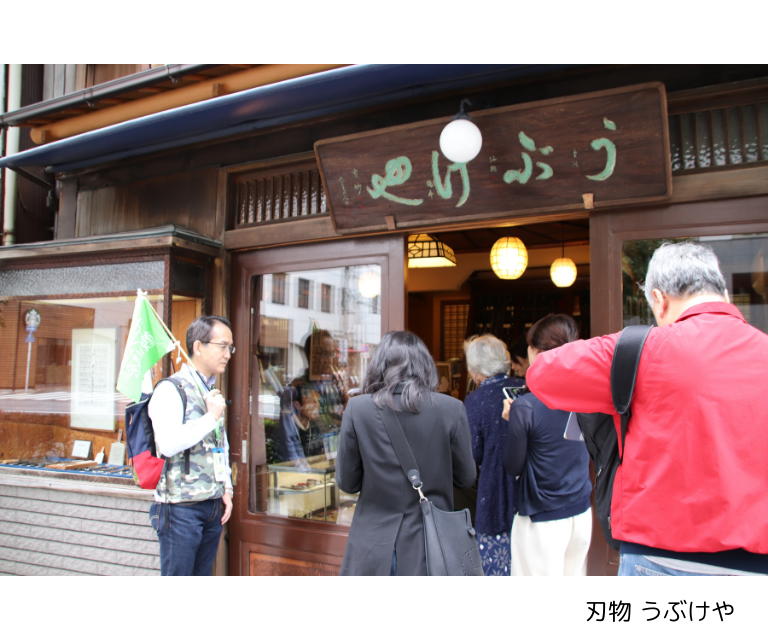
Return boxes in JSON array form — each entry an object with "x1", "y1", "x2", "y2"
[
  {"x1": 550, "y1": 222, "x2": 577, "y2": 287},
  {"x1": 550, "y1": 257, "x2": 578, "y2": 287},
  {"x1": 439, "y1": 99, "x2": 483, "y2": 164},
  {"x1": 407, "y1": 234, "x2": 457, "y2": 268},
  {"x1": 490, "y1": 237, "x2": 528, "y2": 280},
  {"x1": 358, "y1": 270, "x2": 381, "y2": 298}
]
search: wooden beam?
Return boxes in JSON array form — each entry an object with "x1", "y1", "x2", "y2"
[
  {"x1": 0, "y1": 236, "x2": 174, "y2": 261},
  {"x1": 31, "y1": 64, "x2": 348, "y2": 144}
]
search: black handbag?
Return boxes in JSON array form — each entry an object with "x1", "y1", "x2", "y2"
[{"x1": 378, "y1": 405, "x2": 484, "y2": 576}]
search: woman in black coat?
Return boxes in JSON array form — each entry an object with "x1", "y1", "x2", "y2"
[{"x1": 336, "y1": 331, "x2": 477, "y2": 576}]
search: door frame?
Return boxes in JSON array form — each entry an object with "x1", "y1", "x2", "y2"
[
  {"x1": 588, "y1": 193, "x2": 768, "y2": 574},
  {"x1": 227, "y1": 234, "x2": 406, "y2": 575}
]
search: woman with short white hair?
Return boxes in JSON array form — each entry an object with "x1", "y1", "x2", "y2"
[{"x1": 463, "y1": 334, "x2": 524, "y2": 575}]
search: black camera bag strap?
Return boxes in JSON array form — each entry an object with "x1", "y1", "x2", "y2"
[{"x1": 611, "y1": 325, "x2": 653, "y2": 463}]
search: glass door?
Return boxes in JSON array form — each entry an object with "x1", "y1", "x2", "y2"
[
  {"x1": 228, "y1": 235, "x2": 405, "y2": 575},
  {"x1": 251, "y1": 264, "x2": 383, "y2": 524}
]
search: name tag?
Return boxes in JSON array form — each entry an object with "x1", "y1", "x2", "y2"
[{"x1": 212, "y1": 447, "x2": 228, "y2": 482}]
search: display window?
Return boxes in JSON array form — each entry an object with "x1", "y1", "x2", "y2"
[
  {"x1": 0, "y1": 253, "x2": 210, "y2": 481},
  {"x1": 251, "y1": 265, "x2": 382, "y2": 525}
]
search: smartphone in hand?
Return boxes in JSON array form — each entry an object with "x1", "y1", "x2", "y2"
[{"x1": 502, "y1": 386, "x2": 525, "y2": 400}]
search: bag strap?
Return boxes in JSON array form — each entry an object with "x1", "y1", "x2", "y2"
[
  {"x1": 610, "y1": 325, "x2": 653, "y2": 463},
  {"x1": 377, "y1": 405, "x2": 427, "y2": 502},
  {"x1": 154, "y1": 378, "x2": 190, "y2": 475}
]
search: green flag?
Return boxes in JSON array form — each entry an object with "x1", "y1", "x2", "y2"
[{"x1": 117, "y1": 294, "x2": 175, "y2": 402}]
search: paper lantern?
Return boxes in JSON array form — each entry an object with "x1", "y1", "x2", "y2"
[
  {"x1": 490, "y1": 237, "x2": 528, "y2": 280},
  {"x1": 550, "y1": 257, "x2": 578, "y2": 287}
]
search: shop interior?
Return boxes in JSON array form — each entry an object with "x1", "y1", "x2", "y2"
[{"x1": 406, "y1": 221, "x2": 591, "y2": 401}]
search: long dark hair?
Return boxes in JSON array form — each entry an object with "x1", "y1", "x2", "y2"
[
  {"x1": 362, "y1": 331, "x2": 438, "y2": 413},
  {"x1": 527, "y1": 314, "x2": 579, "y2": 352}
]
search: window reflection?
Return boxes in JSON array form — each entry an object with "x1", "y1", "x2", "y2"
[
  {"x1": 253, "y1": 265, "x2": 382, "y2": 524},
  {"x1": 622, "y1": 234, "x2": 768, "y2": 334}
]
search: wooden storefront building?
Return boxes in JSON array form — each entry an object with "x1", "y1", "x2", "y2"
[{"x1": 2, "y1": 63, "x2": 768, "y2": 576}]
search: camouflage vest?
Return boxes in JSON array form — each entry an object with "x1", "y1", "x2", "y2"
[{"x1": 154, "y1": 365, "x2": 225, "y2": 503}]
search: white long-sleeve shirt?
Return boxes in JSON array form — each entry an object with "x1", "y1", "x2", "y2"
[{"x1": 147, "y1": 366, "x2": 232, "y2": 492}]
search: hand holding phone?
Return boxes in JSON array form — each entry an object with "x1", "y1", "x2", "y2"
[
  {"x1": 502, "y1": 386, "x2": 525, "y2": 400},
  {"x1": 502, "y1": 398, "x2": 513, "y2": 421}
]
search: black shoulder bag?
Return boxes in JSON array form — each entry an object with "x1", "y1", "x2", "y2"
[
  {"x1": 378, "y1": 405, "x2": 484, "y2": 576},
  {"x1": 577, "y1": 324, "x2": 652, "y2": 550}
]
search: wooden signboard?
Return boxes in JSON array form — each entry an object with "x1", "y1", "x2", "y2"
[{"x1": 315, "y1": 83, "x2": 671, "y2": 234}]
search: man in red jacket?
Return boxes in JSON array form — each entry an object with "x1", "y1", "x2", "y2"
[{"x1": 526, "y1": 242, "x2": 768, "y2": 576}]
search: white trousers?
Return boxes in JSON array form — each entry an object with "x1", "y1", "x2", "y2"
[{"x1": 511, "y1": 508, "x2": 592, "y2": 576}]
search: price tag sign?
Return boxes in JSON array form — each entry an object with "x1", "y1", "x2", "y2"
[{"x1": 72, "y1": 440, "x2": 92, "y2": 459}]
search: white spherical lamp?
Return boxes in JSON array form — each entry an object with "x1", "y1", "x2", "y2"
[
  {"x1": 550, "y1": 257, "x2": 578, "y2": 288},
  {"x1": 358, "y1": 270, "x2": 381, "y2": 298},
  {"x1": 439, "y1": 98, "x2": 483, "y2": 164},
  {"x1": 439, "y1": 117, "x2": 483, "y2": 164},
  {"x1": 490, "y1": 237, "x2": 528, "y2": 280}
]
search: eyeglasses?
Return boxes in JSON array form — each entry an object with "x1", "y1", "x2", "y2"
[{"x1": 203, "y1": 342, "x2": 236, "y2": 354}]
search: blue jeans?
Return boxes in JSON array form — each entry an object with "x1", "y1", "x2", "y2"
[
  {"x1": 619, "y1": 553, "x2": 725, "y2": 576},
  {"x1": 150, "y1": 499, "x2": 223, "y2": 576}
]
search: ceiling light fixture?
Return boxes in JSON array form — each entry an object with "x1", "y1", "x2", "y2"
[
  {"x1": 550, "y1": 224, "x2": 577, "y2": 287},
  {"x1": 408, "y1": 233, "x2": 457, "y2": 268},
  {"x1": 490, "y1": 237, "x2": 528, "y2": 280}
]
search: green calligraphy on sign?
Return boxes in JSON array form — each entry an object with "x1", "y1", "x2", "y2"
[
  {"x1": 367, "y1": 157, "x2": 424, "y2": 206},
  {"x1": 504, "y1": 131, "x2": 553, "y2": 184},
  {"x1": 586, "y1": 138, "x2": 616, "y2": 181},
  {"x1": 587, "y1": 118, "x2": 617, "y2": 181},
  {"x1": 535, "y1": 162, "x2": 553, "y2": 180},
  {"x1": 431, "y1": 151, "x2": 470, "y2": 207},
  {"x1": 505, "y1": 152, "x2": 533, "y2": 184}
]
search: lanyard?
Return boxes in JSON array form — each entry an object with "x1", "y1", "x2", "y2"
[{"x1": 190, "y1": 370, "x2": 222, "y2": 444}]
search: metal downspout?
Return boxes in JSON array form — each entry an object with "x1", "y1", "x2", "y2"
[{"x1": 2, "y1": 65, "x2": 21, "y2": 245}]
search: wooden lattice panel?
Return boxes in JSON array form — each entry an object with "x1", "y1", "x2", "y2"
[{"x1": 234, "y1": 167, "x2": 327, "y2": 227}]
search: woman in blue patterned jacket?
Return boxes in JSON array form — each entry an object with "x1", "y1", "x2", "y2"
[{"x1": 463, "y1": 334, "x2": 525, "y2": 575}]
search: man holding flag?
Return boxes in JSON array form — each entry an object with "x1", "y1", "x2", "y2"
[{"x1": 118, "y1": 297, "x2": 234, "y2": 576}]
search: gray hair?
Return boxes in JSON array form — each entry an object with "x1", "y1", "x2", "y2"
[
  {"x1": 641, "y1": 242, "x2": 727, "y2": 305},
  {"x1": 464, "y1": 334, "x2": 511, "y2": 378}
]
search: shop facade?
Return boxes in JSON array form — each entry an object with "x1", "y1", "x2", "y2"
[{"x1": 2, "y1": 64, "x2": 768, "y2": 575}]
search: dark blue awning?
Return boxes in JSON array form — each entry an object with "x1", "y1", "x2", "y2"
[{"x1": 0, "y1": 64, "x2": 582, "y2": 174}]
